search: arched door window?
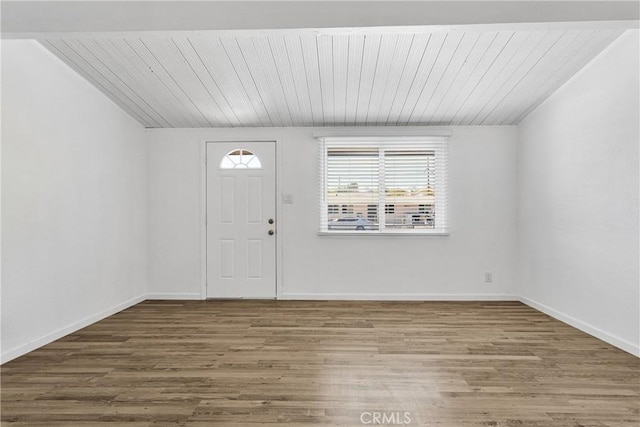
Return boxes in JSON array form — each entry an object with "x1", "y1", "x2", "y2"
[{"x1": 219, "y1": 149, "x2": 262, "y2": 169}]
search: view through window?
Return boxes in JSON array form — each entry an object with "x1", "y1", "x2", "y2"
[{"x1": 319, "y1": 137, "x2": 449, "y2": 234}]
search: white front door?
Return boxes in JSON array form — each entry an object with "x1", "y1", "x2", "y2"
[{"x1": 206, "y1": 141, "x2": 276, "y2": 298}]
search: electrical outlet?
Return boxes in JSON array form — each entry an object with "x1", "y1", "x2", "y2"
[{"x1": 484, "y1": 272, "x2": 493, "y2": 283}]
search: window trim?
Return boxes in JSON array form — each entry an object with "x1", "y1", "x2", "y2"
[{"x1": 318, "y1": 136, "x2": 449, "y2": 236}]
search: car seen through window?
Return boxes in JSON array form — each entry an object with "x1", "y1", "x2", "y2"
[{"x1": 327, "y1": 217, "x2": 374, "y2": 231}]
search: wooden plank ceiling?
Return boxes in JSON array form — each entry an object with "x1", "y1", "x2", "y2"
[{"x1": 40, "y1": 27, "x2": 624, "y2": 128}]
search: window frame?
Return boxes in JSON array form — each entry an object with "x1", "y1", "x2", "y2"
[
  {"x1": 318, "y1": 136, "x2": 449, "y2": 236},
  {"x1": 219, "y1": 148, "x2": 262, "y2": 169}
]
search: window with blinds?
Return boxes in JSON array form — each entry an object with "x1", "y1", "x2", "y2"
[{"x1": 319, "y1": 137, "x2": 449, "y2": 234}]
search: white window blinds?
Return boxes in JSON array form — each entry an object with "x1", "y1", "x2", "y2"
[{"x1": 319, "y1": 137, "x2": 449, "y2": 234}]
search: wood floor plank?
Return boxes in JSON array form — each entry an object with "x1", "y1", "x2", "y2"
[{"x1": 1, "y1": 300, "x2": 638, "y2": 426}]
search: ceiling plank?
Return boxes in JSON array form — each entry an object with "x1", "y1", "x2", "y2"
[
  {"x1": 220, "y1": 37, "x2": 274, "y2": 126},
  {"x1": 300, "y1": 35, "x2": 325, "y2": 126},
  {"x1": 226, "y1": 36, "x2": 282, "y2": 126},
  {"x1": 317, "y1": 35, "x2": 335, "y2": 127},
  {"x1": 384, "y1": 33, "x2": 431, "y2": 125},
  {"x1": 95, "y1": 37, "x2": 189, "y2": 128},
  {"x1": 200, "y1": 36, "x2": 270, "y2": 127},
  {"x1": 449, "y1": 31, "x2": 531, "y2": 125},
  {"x1": 282, "y1": 35, "x2": 315, "y2": 127},
  {"x1": 417, "y1": 31, "x2": 483, "y2": 124},
  {"x1": 367, "y1": 34, "x2": 414, "y2": 126},
  {"x1": 248, "y1": 36, "x2": 295, "y2": 127},
  {"x1": 332, "y1": 35, "x2": 349, "y2": 126},
  {"x1": 65, "y1": 38, "x2": 168, "y2": 128},
  {"x1": 476, "y1": 30, "x2": 566, "y2": 125},
  {"x1": 268, "y1": 35, "x2": 305, "y2": 127},
  {"x1": 429, "y1": 31, "x2": 500, "y2": 125},
  {"x1": 438, "y1": 31, "x2": 513, "y2": 125},
  {"x1": 123, "y1": 37, "x2": 209, "y2": 127},
  {"x1": 405, "y1": 32, "x2": 466, "y2": 124},
  {"x1": 354, "y1": 35, "x2": 383, "y2": 125},
  {"x1": 43, "y1": 38, "x2": 159, "y2": 128},
  {"x1": 170, "y1": 37, "x2": 242, "y2": 127},
  {"x1": 394, "y1": 32, "x2": 448, "y2": 125},
  {"x1": 345, "y1": 35, "x2": 366, "y2": 126},
  {"x1": 144, "y1": 37, "x2": 234, "y2": 127},
  {"x1": 365, "y1": 34, "x2": 402, "y2": 126}
]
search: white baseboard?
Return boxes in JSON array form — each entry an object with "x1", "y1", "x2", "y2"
[
  {"x1": 1, "y1": 294, "x2": 146, "y2": 364},
  {"x1": 519, "y1": 296, "x2": 640, "y2": 357},
  {"x1": 146, "y1": 293, "x2": 203, "y2": 300},
  {"x1": 280, "y1": 293, "x2": 518, "y2": 301}
]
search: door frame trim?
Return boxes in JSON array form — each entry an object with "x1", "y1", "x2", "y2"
[{"x1": 200, "y1": 139, "x2": 281, "y2": 300}]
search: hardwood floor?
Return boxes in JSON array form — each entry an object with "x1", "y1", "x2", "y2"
[{"x1": 2, "y1": 300, "x2": 638, "y2": 426}]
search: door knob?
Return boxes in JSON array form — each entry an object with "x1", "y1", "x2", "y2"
[
  {"x1": 268, "y1": 230, "x2": 275, "y2": 235},
  {"x1": 268, "y1": 218, "x2": 274, "y2": 224}
]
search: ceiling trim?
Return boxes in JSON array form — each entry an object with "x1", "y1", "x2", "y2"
[
  {"x1": 2, "y1": 1, "x2": 639, "y2": 38},
  {"x1": 3, "y1": 20, "x2": 637, "y2": 40}
]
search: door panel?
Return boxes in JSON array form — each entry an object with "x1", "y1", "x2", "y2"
[{"x1": 206, "y1": 142, "x2": 276, "y2": 298}]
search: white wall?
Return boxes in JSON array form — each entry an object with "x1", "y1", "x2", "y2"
[
  {"x1": 517, "y1": 30, "x2": 640, "y2": 356},
  {"x1": 147, "y1": 126, "x2": 518, "y2": 300},
  {"x1": 1, "y1": 40, "x2": 148, "y2": 362}
]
